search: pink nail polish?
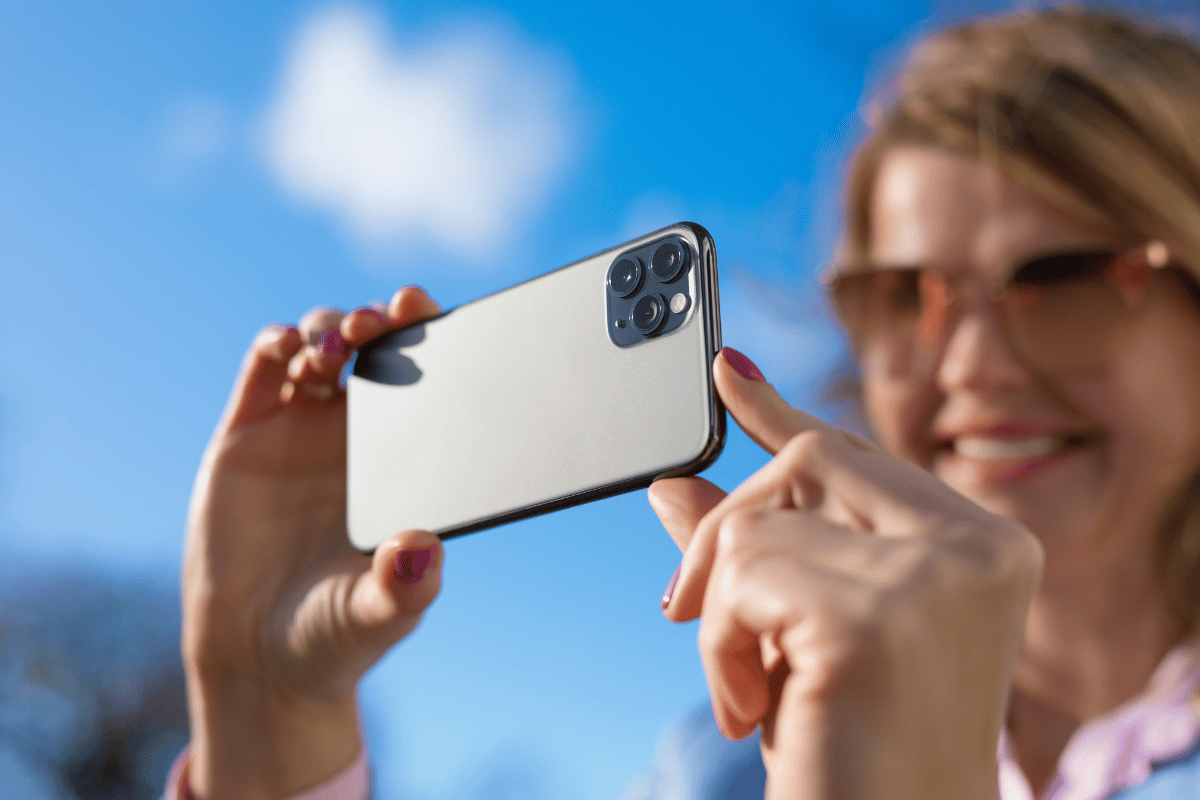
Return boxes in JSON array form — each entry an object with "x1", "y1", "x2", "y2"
[
  {"x1": 721, "y1": 347, "x2": 765, "y2": 382},
  {"x1": 318, "y1": 328, "x2": 345, "y2": 354},
  {"x1": 395, "y1": 545, "x2": 437, "y2": 584},
  {"x1": 661, "y1": 564, "x2": 681, "y2": 609}
]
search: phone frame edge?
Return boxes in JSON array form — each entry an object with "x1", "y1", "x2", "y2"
[{"x1": 350, "y1": 221, "x2": 727, "y2": 553}]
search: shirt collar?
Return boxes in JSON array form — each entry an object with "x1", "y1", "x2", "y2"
[{"x1": 999, "y1": 637, "x2": 1200, "y2": 800}]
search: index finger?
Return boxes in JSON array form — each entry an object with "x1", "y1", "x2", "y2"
[
  {"x1": 714, "y1": 350, "x2": 880, "y2": 458},
  {"x1": 664, "y1": 353, "x2": 994, "y2": 624},
  {"x1": 342, "y1": 286, "x2": 442, "y2": 347}
]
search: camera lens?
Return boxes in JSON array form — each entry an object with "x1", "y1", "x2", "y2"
[
  {"x1": 608, "y1": 256, "x2": 643, "y2": 297},
  {"x1": 631, "y1": 293, "x2": 666, "y2": 334},
  {"x1": 651, "y1": 240, "x2": 689, "y2": 282}
]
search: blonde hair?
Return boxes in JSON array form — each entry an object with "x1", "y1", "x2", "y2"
[{"x1": 838, "y1": 5, "x2": 1200, "y2": 627}]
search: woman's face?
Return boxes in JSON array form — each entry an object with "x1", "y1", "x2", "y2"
[{"x1": 861, "y1": 147, "x2": 1200, "y2": 584}]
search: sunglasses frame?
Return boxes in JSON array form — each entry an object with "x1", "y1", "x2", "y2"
[{"x1": 822, "y1": 240, "x2": 1172, "y2": 374}]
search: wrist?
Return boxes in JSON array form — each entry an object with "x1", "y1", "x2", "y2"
[{"x1": 185, "y1": 672, "x2": 362, "y2": 800}]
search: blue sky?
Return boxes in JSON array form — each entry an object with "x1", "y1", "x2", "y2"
[{"x1": 3, "y1": 1, "x2": 1193, "y2": 798}]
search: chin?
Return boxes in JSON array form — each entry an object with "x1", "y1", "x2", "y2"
[{"x1": 939, "y1": 474, "x2": 1104, "y2": 577}]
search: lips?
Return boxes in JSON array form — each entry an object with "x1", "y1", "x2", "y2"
[
  {"x1": 933, "y1": 430, "x2": 1096, "y2": 486},
  {"x1": 926, "y1": 414, "x2": 1101, "y2": 486}
]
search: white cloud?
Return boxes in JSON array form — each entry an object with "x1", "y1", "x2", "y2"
[{"x1": 260, "y1": 5, "x2": 579, "y2": 262}]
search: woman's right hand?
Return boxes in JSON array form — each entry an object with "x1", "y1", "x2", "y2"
[
  {"x1": 652, "y1": 352, "x2": 1044, "y2": 800},
  {"x1": 182, "y1": 287, "x2": 444, "y2": 800}
]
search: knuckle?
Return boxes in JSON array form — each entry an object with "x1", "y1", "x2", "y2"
[
  {"x1": 843, "y1": 429, "x2": 881, "y2": 453},
  {"x1": 298, "y1": 306, "x2": 344, "y2": 332},
  {"x1": 696, "y1": 617, "x2": 722, "y2": 656},
  {"x1": 936, "y1": 518, "x2": 1043, "y2": 597},
  {"x1": 792, "y1": 610, "x2": 880, "y2": 699},
  {"x1": 987, "y1": 520, "x2": 1045, "y2": 598},
  {"x1": 715, "y1": 510, "x2": 756, "y2": 559},
  {"x1": 875, "y1": 521, "x2": 1042, "y2": 647},
  {"x1": 249, "y1": 324, "x2": 297, "y2": 358},
  {"x1": 785, "y1": 428, "x2": 824, "y2": 459},
  {"x1": 287, "y1": 350, "x2": 307, "y2": 380},
  {"x1": 1001, "y1": 519, "x2": 1045, "y2": 574},
  {"x1": 714, "y1": 511, "x2": 771, "y2": 579},
  {"x1": 777, "y1": 430, "x2": 839, "y2": 507},
  {"x1": 780, "y1": 429, "x2": 838, "y2": 471},
  {"x1": 257, "y1": 323, "x2": 290, "y2": 341},
  {"x1": 707, "y1": 514, "x2": 768, "y2": 612}
]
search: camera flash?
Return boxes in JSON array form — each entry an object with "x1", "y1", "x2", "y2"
[{"x1": 669, "y1": 293, "x2": 688, "y2": 314}]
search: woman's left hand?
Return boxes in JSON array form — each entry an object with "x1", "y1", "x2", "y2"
[{"x1": 650, "y1": 350, "x2": 1043, "y2": 800}]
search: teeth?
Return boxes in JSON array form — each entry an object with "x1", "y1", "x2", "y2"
[{"x1": 954, "y1": 436, "x2": 1062, "y2": 460}]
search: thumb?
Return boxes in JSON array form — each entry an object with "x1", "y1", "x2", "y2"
[
  {"x1": 344, "y1": 530, "x2": 444, "y2": 668},
  {"x1": 715, "y1": 348, "x2": 878, "y2": 457},
  {"x1": 648, "y1": 477, "x2": 726, "y2": 553}
]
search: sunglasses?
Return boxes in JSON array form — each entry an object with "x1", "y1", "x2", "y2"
[{"x1": 825, "y1": 241, "x2": 1173, "y2": 376}]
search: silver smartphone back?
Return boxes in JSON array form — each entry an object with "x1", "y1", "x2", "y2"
[{"x1": 346, "y1": 222, "x2": 724, "y2": 550}]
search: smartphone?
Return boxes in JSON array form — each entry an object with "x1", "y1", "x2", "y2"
[{"x1": 346, "y1": 221, "x2": 725, "y2": 550}]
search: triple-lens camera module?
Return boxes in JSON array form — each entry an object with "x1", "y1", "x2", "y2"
[{"x1": 606, "y1": 236, "x2": 695, "y2": 347}]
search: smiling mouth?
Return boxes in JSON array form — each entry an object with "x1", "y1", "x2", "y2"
[
  {"x1": 934, "y1": 434, "x2": 1095, "y2": 486},
  {"x1": 937, "y1": 434, "x2": 1095, "y2": 462}
]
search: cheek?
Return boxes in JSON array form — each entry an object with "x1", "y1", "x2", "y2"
[
  {"x1": 1118, "y1": 350, "x2": 1200, "y2": 490},
  {"x1": 1133, "y1": 284, "x2": 1200, "y2": 450},
  {"x1": 862, "y1": 373, "x2": 937, "y2": 468},
  {"x1": 1060, "y1": 303, "x2": 1200, "y2": 498}
]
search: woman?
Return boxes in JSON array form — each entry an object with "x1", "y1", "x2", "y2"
[{"x1": 171, "y1": 6, "x2": 1200, "y2": 799}]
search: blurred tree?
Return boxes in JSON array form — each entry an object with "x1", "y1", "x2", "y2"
[{"x1": 0, "y1": 565, "x2": 187, "y2": 799}]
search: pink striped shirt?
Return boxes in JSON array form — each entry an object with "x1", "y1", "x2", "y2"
[
  {"x1": 999, "y1": 639, "x2": 1200, "y2": 800},
  {"x1": 166, "y1": 640, "x2": 1200, "y2": 800}
]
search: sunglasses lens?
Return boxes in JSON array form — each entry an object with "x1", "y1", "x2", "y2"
[
  {"x1": 1005, "y1": 252, "x2": 1140, "y2": 372},
  {"x1": 831, "y1": 269, "x2": 923, "y2": 373},
  {"x1": 830, "y1": 250, "x2": 1146, "y2": 375},
  {"x1": 1009, "y1": 251, "x2": 1114, "y2": 285}
]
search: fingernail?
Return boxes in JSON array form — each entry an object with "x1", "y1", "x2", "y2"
[
  {"x1": 661, "y1": 564, "x2": 681, "y2": 609},
  {"x1": 721, "y1": 347, "x2": 765, "y2": 382},
  {"x1": 355, "y1": 307, "x2": 388, "y2": 324},
  {"x1": 395, "y1": 545, "x2": 437, "y2": 584},
  {"x1": 318, "y1": 328, "x2": 345, "y2": 354}
]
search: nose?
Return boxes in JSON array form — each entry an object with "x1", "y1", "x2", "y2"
[{"x1": 933, "y1": 304, "x2": 1035, "y2": 396}]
